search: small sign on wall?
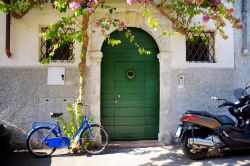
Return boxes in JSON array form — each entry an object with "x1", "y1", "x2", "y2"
[{"x1": 47, "y1": 67, "x2": 65, "y2": 85}]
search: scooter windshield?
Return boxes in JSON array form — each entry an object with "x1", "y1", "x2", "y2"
[{"x1": 234, "y1": 88, "x2": 247, "y2": 99}]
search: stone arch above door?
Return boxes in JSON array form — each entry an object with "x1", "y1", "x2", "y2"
[{"x1": 88, "y1": 11, "x2": 171, "y2": 53}]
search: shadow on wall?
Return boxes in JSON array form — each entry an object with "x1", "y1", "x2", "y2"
[
  {"x1": 0, "y1": 120, "x2": 51, "y2": 166},
  {"x1": 0, "y1": 120, "x2": 27, "y2": 149}
]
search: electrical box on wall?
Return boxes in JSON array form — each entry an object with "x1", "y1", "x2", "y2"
[{"x1": 47, "y1": 67, "x2": 65, "y2": 85}]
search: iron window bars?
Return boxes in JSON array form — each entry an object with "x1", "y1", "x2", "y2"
[
  {"x1": 40, "y1": 27, "x2": 75, "y2": 63},
  {"x1": 186, "y1": 31, "x2": 215, "y2": 63}
]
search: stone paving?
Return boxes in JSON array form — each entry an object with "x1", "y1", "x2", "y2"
[{"x1": 4, "y1": 145, "x2": 250, "y2": 166}]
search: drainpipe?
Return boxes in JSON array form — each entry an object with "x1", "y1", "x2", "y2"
[
  {"x1": 242, "y1": 0, "x2": 248, "y2": 56},
  {"x1": 5, "y1": 0, "x2": 12, "y2": 58}
]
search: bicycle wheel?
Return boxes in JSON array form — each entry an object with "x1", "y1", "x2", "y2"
[
  {"x1": 79, "y1": 124, "x2": 109, "y2": 155},
  {"x1": 27, "y1": 126, "x2": 57, "y2": 157}
]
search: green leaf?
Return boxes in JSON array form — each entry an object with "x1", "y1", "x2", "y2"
[
  {"x1": 109, "y1": 8, "x2": 113, "y2": 14},
  {"x1": 74, "y1": 9, "x2": 82, "y2": 16},
  {"x1": 125, "y1": 30, "x2": 131, "y2": 38},
  {"x1": 138, "y1": 47, "x2": 144, "y2": 55},
  {"x1": 145, "y1": 51, "x2": 151, "y2": 55},
  {"x1": 80, "y1": 53, "x2": 84, "y2": 59},
  {"x1": 148, "y1": 17, "x2": 159, "y2": 30},
  {"x1": 143, "y1": 9, "x2": 152, "y2": 17},
  {"x1": 107, "y1": 38, "x2": 121, "y2": 46},
  {"x1": 129, "y1": 36, "x2": 135, "y2": 43}
]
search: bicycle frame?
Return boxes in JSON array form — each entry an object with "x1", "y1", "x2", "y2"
[{"x1": 29, "y1": 116, "x2": 97, "y2": 148}]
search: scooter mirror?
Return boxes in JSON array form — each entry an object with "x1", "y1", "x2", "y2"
[
  {"x1": 245, "y1": 81, "x2": 250, "y2": 90},
  {"x1": 211, "y1": 96, "x2": 219, "y2": 100},
  {"x1": 234, "y1": 88, "x2": 245, "y2": 99}
]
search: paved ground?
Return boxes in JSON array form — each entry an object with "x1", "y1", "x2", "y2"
[{"x1": 3, "y1": 145, "x2": 250, "y2": 166}]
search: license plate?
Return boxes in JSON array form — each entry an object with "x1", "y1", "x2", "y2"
[{"x1": 175, "y1": 126, "x2": 182, "y2": 138}]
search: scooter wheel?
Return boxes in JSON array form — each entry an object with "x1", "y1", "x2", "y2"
[{"x1": 181, "y1": 134, "x2": 208, "y2": 160}]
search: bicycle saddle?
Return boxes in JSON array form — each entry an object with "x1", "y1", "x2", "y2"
[{"x1": 50, "y1": 112, "x2": 63, "y2": 118}]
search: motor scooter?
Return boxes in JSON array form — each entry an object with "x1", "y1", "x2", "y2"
[{"x1": 175, "y1": 82, "x2": 250, "y2": 160}]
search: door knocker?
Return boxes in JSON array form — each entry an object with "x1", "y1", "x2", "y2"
[{"x1": 127, "y1": 69, "x2": 135, "y2": 80}]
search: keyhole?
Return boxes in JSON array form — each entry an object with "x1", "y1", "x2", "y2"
[
  {"x1": 128, "y1": 71, "x2": 133, "y2": 76},
  {"x1": 61, "y1": 74, "x2": 65, "y2": 80}
]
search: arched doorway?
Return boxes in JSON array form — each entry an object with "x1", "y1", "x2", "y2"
[{"x1": 101, "y1": 28, "x2": 159, "y2": 140}]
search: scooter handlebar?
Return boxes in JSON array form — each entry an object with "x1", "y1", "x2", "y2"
[
  {"x1": 218, "y1": 104, "x2": 225, "y2": 109},
  {"x1": 226, "y1": 102, "x2": 236, "y2": 107},
  {"x1": 218, "y1": 101, "x2": 236, "y2": 109}
]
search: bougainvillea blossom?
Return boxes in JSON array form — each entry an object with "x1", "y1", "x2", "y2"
[
  {"x1": 69, "y1": 1, "x2": 81, "y2": 10},
  {"x1": 68, "y1": 0, "x2": 101, "y2": 11},
  {"x1": 202, "y1": 13, "x2": 211, "y2": 23}
]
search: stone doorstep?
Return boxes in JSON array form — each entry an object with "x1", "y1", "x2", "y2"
[{"x1": 107, "y1": 140, "x2": 164, "y2": 148}]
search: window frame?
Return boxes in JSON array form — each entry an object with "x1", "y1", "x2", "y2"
[
  {"x1": 40, "y1": 27, "x2": 75, "y2": 63},
  {"x1": 186, "y1": 31, "x2": 216, "y2": 63}
]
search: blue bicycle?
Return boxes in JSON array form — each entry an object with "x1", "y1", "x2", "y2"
[{"x1": 26, "y1": 112, "x2": 109, "y2": 157}]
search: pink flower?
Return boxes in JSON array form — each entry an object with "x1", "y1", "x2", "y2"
[
  {"x1": 184, "y1": 0, "x2": 192, "y2": 5},
  {"x1": 86, "y1": 6, "x2": 91, "y2": 12},
  {"x1": 227, "y1": 8, "x2": 234, "y2": 14},
  {"x1": 95, "y1": 22, "x2": 100, "y2": 28},
  {"x1": 117, "y1": 21, "x2": 126, "y2": 31},
  {"x1": 101, "y1": 29, "x2": 108, "y2": 36},
  {"x1": 195, "y1": 0, "x2": 204, "y2": 5},
  {"x1": 105, "y1": 20, "x2": 112, "y2": 26},
  {"x1": 202, "y1": 13, "x2": 211, "y2": 23},
  {"x1": 237, "y1": 22, "x2": 245, "y2": 30},
  {"x1": 69, "y1": 1, "x2": 81, "y2": 10},
  {"x1": 89, "y1": 0, "x2": 100, "y2": 3},
  {"x1": 127, "y1": 0, "x2": 137, "y2": 5}
]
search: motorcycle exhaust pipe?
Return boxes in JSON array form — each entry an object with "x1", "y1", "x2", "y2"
[{"x1": 188, "y1": 138, "x2": 215, "y2": 147}]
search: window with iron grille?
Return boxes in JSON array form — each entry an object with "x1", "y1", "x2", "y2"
[
  {"x1": 186, "y1": 31, "x2": 215, "y2": 63},
  {"x1": 40, "y1": 27, "x2": 75, "y2": 63}
]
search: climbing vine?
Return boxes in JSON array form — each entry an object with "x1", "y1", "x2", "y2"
[{"x1": 129, "y1": 0, "x2": 244, "y2": 39}]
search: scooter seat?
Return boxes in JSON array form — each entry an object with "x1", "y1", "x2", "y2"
[
  {"x1": 217, "y1": 115, "x2": 236, "y2": 126},
  {"x1": 50, "y1": 112, "x2": 63, "y2": 118},
  {"x1": 186, "y1": 110, "x2": 236, "y2": 126}
]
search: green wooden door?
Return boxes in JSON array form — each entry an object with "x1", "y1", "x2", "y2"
[
  {"x1": 114, "y1": 62, "x2": 146, "y2": 139},
  {"x1": 101, "y1": 28, "x2": 159, "y2": 140}
]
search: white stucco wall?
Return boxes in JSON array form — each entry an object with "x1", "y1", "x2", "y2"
[
  {"x1": 0, "y1": 13, "x2": 6, "y2": 62},
  {"x1": 0, "y1": 6, "x2": 81, "y2": 67}
]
